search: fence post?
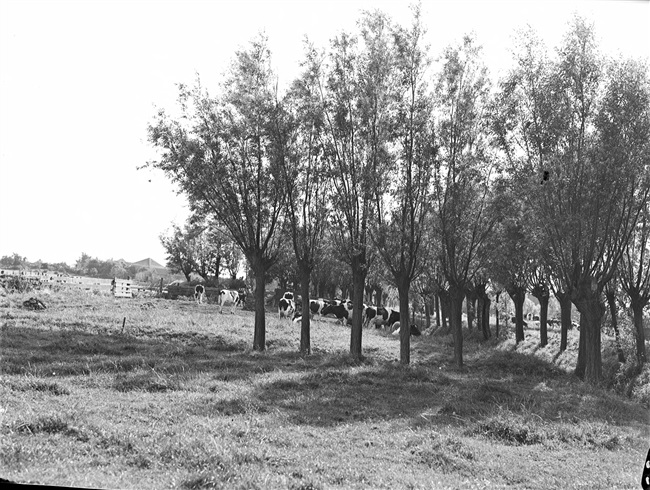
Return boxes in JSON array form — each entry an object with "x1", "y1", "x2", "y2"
[{"x1": 159, "y1": 277, "x2": 163, "y2": 296}]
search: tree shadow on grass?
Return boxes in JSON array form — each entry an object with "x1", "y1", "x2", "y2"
[
  {"x1": 249, "y1": 349, "x2": 649, "y2": 431},
  {"x1": 0, "y1": 325, "x2": 328, "y2": 382},
  {"x1": 3, "y1": 324, "x2": 647, "y2": 435},
  {"x1": 1, "y1": 325, "x2": 268, "y2": 380}
]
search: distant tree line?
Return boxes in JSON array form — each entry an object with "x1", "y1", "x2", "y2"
[
  {"x1": 159, "y1": 218, "x2": 244, "y2": 285},
  {"x1": 147, "y1": 7, "x2": 650, "y2": 384},
  {"x1": 0, "y1": 252, "x2": 175, "y2": 284},
  {"x1": 1, "y1": 253, "x2": 74, "y2": 275}
]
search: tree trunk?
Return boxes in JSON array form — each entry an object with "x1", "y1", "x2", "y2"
[
  {"x1": 374, "y1": 285, "x2": 383, "y2": 307},
  {"x1": 476, "y1": 295, "x2": 483, "y2": 337},
  {"x1": 575, "y1": 312, "x2": 586, "y2": 379},
  {"x1": 476, "y1": 283, "x2": 491, "y2": 340},
  {"x1": 349, "y1": 260, "x2": 367, "y2": 360},
  {"x1": 556, "y1": 291, "x2": 572, "y2": 352},
  {"x1": 299, "y1": 266, "x2": 312, "y2": 355},
  {"x1": 215, "y1": 255, "x2": 221, "y2": 285},
  {"x1": 466, "y1": 293, "x2": 476, "y2": 331},
  {"x1": 397, "y1": 281, "x2": 411, "y2": 365},
  {"x1": 606, "y1": 288, "x2": 625, "y2": 363},
  {"x1": 506, "y1": 285, "x2": 526, "y2": 343},
  {"x1": 434, "y1": 294, "x2": 441, "y2": 328},
  {"x1": 538, "y1": 294, "x2": 549, "y2": 347},
  {"x1": 573, "y1": 287, "x2": 605, "y2": 384},
  {"x1": 424, "y1": 299, "x2": 431, "y2": 330},
  {"x1": 531, "y1": 284, "x2": 550, "y2": 347},
  {"x1": 482, "y1": 295, "x2": 492, "y2": 340},
  {"x1": 448, "y1": 284, "x2": 465, "y2": 369},
  {"x1": 495, "y1": 292, "x2": 500, "y2": 338},
  {"x1": 439, "y1": 290, "x2": 450, "y2": 333},
  {"x1": 253, "y1": 266, "x2": 266, "y2": 351},
  {"x1": 631, "y1": 298, "x2": 647, "y2": 365}
]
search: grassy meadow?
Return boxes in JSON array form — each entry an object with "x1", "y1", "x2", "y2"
[{"x1": 1, "y1": 288, "x2": 648, "y2": 489}]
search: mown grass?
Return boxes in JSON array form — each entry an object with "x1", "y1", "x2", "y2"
[{"x1": 1, "y1": 288, "x2": 648, "y2": 489}]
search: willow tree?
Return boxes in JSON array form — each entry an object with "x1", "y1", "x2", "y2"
[
  {"x1": 159, "y1": 222, "x2": 196, "y2": 282},
  {"x1": 611, "y1": 59, "x2": 650, "y2": 367},
  {"x1": 495, "y1": 17, "x2": 649, "y2": 383},
  {"x1": 371, "y1": 7, "x2": 435, "y2": 364},
  {"x1": 486, "y1": 178, "x2": 534, "y2": 344},
  {"x1": 491, "y1": 26, "x2": 573, "y2": 350},
  {"x1": 432, "y1": 35, "x2": 497, "y2": 368},
  {"x1": 316, "y1": 11, "x2": 397, "y2": 358},
  {"x1": 620, "y1": 205, "x2": 650, "y2": 366},
  {"x1": 148, "y1": 35, "x2": 285, "y2": 351},
  {"x1": 276, "y1": 42, "x2": 331, "y2": 355}
]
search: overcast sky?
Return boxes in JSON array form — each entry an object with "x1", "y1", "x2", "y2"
[{"x1": 1, "y1": 0, "x2": 648, "y2": 267}]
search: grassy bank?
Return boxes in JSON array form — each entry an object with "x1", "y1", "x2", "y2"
[{"x1": 1, "y1": 289, "x2": 648, "y2": 489}]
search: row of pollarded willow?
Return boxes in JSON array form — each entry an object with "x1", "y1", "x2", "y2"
[
  {"x1": 147, "y1": 11, "x2": 650, "y2": 384},
  {"x1": 491, "y1": 18, "x2": 650, "y2": 383}
]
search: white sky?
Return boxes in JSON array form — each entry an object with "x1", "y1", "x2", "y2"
[{"x1": 0, "y1": 0, "x2": 648, "y2": 267}]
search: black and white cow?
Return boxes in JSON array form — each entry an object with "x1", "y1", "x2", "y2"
[
  {"x1": 299, "y1": 298, "x2": 328, "y2": 320},
  {"x1": 362, "y1": 305, "x2": 377, "y2": 327},
  {"x1": 279, "y1": 297, "x2": 295, "y2": 319},
  {"x1": 292, "y1": 298, "x2": 330, "y2": 323},
  {"x1": 321, "y1": 303, "x2": 349, "y2": 324},
  {"x1": 309, "y1": 299, "x2": 327, "y2": 319},
  {"x1": 389, "y1": 322, "x2": 422, "y2": 336},
  {"x1": 368, "y1": 306, "x2": 400, "y2": 329},
  {"x1": 237, "y1": 290, "x2": 247, "y2": 307},
  {"x1": 194, "y1": 284, "x2": 205, "y2": 304},
  {"x1": 218, "y1": 289, "x2": 241, "y2": 314}
]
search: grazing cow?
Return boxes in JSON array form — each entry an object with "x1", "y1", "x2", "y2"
[
  {"x1": 321, "y1": 303, "x2": 349, "y2": 324},
  {"x1": 237, "y1": 290, "x2": 247, "y2": 307},
  {"x1": 292, "y1": 298, "x2": 330, "y2": 323},
  {"x1": 369, "y1": 307, "x2": 400, "y2": 328},
  {"x1": 279, "y1": 297, "x2": 295, "y2": 319},
  {"x1": 390, "y1": 322, "x2": 422, "y2": 336},
  {"x1": 194, "y1": 284, "x2": 205, "y2": 304},
  {"x1": 218, "y1": 289, "x2": 241, "y2": 314},
  {"x1": 309, "y1": 299, "x2": 327, "y2": 318},
  {"x1": 363, "y1": 305, "x2": 377, "y2": 327}
]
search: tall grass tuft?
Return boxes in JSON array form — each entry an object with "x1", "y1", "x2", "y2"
[
  {"x1": 112, "y1": 371, "x2": 186, "y2": 392},
  {"x1": 13, "y1": 414, "x2": 88, "y2": 442}
]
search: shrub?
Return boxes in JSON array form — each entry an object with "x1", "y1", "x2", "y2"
[
  {"x1": 471, "y1": 408, "x2": 544, "y2": 445},
  {"x1": 474, "y1": 417, "x2": 543, "y2": 445},
  {"x1": 3, "y1": 276, "x2": 40, "y2": 293}
]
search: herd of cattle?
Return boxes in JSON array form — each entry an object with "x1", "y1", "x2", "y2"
[
  {"x1": 193, "y1": 286, "x2": 421, "y2": 335},
  {"x1": 278, "y1": 292, "x2": 422, "y2": 336}
]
